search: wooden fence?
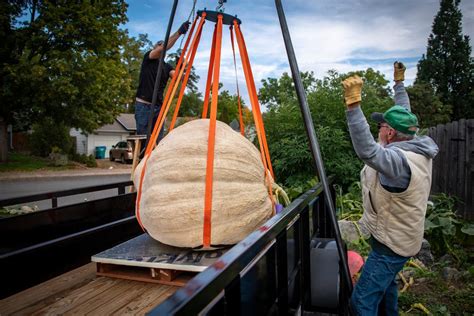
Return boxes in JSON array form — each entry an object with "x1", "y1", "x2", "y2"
[{"x1": 428, "y1": 119, "x2": 473, "y2": 220}]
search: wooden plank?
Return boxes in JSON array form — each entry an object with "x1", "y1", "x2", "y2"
[
  {"x1": 71, "y1": 281, "x2": 151, "y2": 315},
  {"x1": 109, "y1": 284, "x2": 177, "y2": 315},
  {"x1": 429, "y1": 126, "x2": 440, "y2": 193},
  {"x1": 30, "y1": 277, "x2": 120, "y2": 315},
  {"x1": 467, "y1": 120, "x2": 474, "y2": 220},
  {"x1": 0, "y1": 263, "x2": 96, "y2": 315},
  {"x1": 137, "y1": 287, "x2": 178, "y2": 315},
  {"x1": 449, "y1": 121, "x2": 459, "y2": 201},
  {"x1": 457, "y1": 119, "x2": 466, "y2": 218},
  {"x1": 96, "y1": 263, "x2": 195, "y2": 286},
  {"x1": 436, "y1": 124, "x2": 443, "y2": 193},
  {"x1": 437, "y1": 124, "x2": 447, "y2": 193}
]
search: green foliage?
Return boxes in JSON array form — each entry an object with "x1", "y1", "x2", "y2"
[
  {"x1": 285, "y1": 177, "x2": 319, "y2": 201},
  {"x1": 29, "y1": 119, "x2": 73, "y2": 157},
  {"x1": 407, "y1": 83, "x2": 452, "y2": 127},
  {"x1": 261, "y1": 69, "x2": 389, "y2": 191},
  {"x1": 335, "y1": 182, "x2": 363, "y2": 221},
  {"x1": 1, "y1": 0, "x2": 131, "y2": 135},
  {"x1": 424, "y1": 193, "x2": 474, "y2": 262},
  {"x1": 259, "y1": 71, "x2": 317, "y2": 111},
  {"x1": 167, "y1": 50, "x2": 200, "y2": 94},
  {"x1": 70, "y1": 153, "x2": 97, "y2": 168},
  {"x1": 122, "y1": 33, "x2": 153, "y2": 110},
  {"x1": 416, "y1": 0, "x2": 474, "y2": 120}
]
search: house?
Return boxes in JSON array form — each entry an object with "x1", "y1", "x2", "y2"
[{"x1": 70, "y1": 113, "x2": 136, "y2": 158}]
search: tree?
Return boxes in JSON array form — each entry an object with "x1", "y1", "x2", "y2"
[
  {"x1": 407, "y1": 84, "x2": 452, "y2": 127},
  {"x1": 259, "y1": 71, "x2": 317, "y2": 111},
  {"x1": 0, "y1": 0, "x2": 28, "y2": 162},
  {"x1": 167, "y1": 50, "x2": 200, "y2": 94},
  {"x1": 416, "y1": 0, "x2": 474, "y2": 120},
  {"x1": 261, "y1": 69, "x2": 393, "y2": 190},
  {"x1": 122, "y1": 33, "x2": 153, "y2": 112},
  {"x1": 0, "y1": 0, "x2": 130, "y2": 161}
]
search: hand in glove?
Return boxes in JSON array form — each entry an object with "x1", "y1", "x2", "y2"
[
  {"x1": 342, "y1": 75, "x2": 363, "y2": 106},
  {"x1": 394, "y1": 61, "x2": 406, "y2": 82},
  {"x1": 178, "y1": 21, "x2": 191, "y2": 35}
]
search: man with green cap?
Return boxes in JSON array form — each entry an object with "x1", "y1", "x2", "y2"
[{"x1": 342, "y1": 62, "x2": 439, "y2": 315}]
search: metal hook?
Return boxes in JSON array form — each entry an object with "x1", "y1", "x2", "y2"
[{"x1": 216, "y1": 0, "x2": 226, "y2": 12}]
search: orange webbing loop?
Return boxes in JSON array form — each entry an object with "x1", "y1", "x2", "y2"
[
  {"x1": 135, "y1": 16, "x2": 201, "y2": 231},
  {"x1": 169, "y1": 17, "x2": 205, "y2": 131},
  {"x1": 203, "y1": 14, "x2": 223, "y2": 247},
  {"x1": 201, "y1": 25, "x2": 217, "y2": 119},
  {"x1": 230, "y1": 26, "x2": 245, "y2": 136},
  {"x1": 233, "y1": 21, "x2": 275, "y2": 180},
  {"x1": 233, "y1": 21, "x2": 276, "y2": 212}
]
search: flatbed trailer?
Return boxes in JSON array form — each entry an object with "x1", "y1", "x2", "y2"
[
  {"x1": 0, "y1": 179, "x2": 349, "y2": 315},
  {"x1": 1, "y1": 1, "x2": 354, "y2": 313}
]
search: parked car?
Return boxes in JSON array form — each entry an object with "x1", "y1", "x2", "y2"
[{"x1": 109, "y1": 141, "x2": 134, "y2": 164}]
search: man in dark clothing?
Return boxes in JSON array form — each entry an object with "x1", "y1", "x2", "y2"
[{"x1": 135, "y1": 21, "x2": 190, "y2": 141}]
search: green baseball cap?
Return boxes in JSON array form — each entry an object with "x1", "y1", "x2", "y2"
[{"x1": 371, "y1": 105, "x2": 419, "y2": 135}]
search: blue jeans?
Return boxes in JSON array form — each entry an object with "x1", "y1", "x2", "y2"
[
  {"x1": 134, "y1": 101, "x2": 165, "y2": 144},
  {"x1": 351, "y1": 249, "x2": 409, "y2": 316}
]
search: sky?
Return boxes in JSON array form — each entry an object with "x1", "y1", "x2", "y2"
[{"x1": 124, "y1": 0, "x2": 474, "y2": 100}]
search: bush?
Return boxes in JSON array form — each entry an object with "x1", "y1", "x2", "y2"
[
  {"x1": 70, "y1": 153, "x2": 97, "y2": 167},
  {"x1": 424, "y1": 193, "x2": 474, "y2": 263},
  {"x1": 29, "y1": 118, "x2": 73, "y2": 157}
]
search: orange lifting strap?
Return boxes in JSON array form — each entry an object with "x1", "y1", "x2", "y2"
[
  {"x1": 135, "y1": 15, "x2": 204, "y2": 230},
  {"x1": 230, "y1": 25, "x2": 245, "y2": 136},
  {"x1": 135, "y1": 11, "x2": 275, "y2": 247}
]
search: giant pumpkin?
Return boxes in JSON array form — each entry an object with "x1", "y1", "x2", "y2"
[{"x1": 133, "y1": 119, "x2": 274, "y2": 248}]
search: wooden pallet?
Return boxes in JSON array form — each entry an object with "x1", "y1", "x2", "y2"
[
  {"x1": 96, "y1": 262, "x2": 196, "y2": 286},
  {"x1": 92, "y1": 234, "x2": 229, "y2": 287}
]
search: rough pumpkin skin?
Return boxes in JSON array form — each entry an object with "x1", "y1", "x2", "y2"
[{"x1": 134, "y1": 119, "x2": 274, "y2": 248}]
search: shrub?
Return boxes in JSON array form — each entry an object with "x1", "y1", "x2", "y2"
[
  {"x1": 70, "y1": 153, "x2": 97, "y2": 167},
  {"x1": 29, "y1": 118, "x2": 72, "y2": 157},
  {"x1": 424, "y1": 193, "x2": 474, "y2": 263}
]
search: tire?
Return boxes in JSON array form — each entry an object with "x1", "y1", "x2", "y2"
[
  {"x1": 121, "y1": 154, "x2": 126, "y2": 164},
  {"x1": 109, "y1": 152, "x2": 115, "y2": 161}
]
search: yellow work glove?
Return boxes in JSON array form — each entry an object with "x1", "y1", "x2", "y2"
[
  {"x1": 342, "y1": 75, "x2": 363, "y2": 106},
  {"x1": 394, "y1": 61, "x2": 406, "y2": 81}
]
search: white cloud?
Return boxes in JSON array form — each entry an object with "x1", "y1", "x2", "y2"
[{"x1": 126, "y1": 0, "x2": 474, "y2": 102}]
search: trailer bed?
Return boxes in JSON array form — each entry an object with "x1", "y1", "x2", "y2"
[{"x1": 0, "y1": 263, "x2": 178, "y2": 315}]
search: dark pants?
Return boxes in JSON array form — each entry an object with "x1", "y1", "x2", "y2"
[{"x1": 134, "y1": 101, "x2": 165, "y2": 148}]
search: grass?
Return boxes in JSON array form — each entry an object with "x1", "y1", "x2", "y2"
[
  {"x1": 0, "y1": 152, "x2": 74, "y2": 172},
  {"x1": 399, "y1": 269, "x2": 474, "y2": 315}
]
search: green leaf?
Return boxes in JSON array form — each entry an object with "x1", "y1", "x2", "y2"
[{"x1": 461, "y1": 224, "x2": 474, "y2": 236}]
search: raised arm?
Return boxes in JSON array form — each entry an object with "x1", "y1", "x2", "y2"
[
  {"x1": 393, "y1": 61, "x2": 411, "y2": 111},
  {"x1": 149, "y1": 22, "x2": 190, "y2": 60}
]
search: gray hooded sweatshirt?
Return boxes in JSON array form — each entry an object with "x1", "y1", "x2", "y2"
[{"x1": 346, "y1": 82, "x2": 439, "y2": 191}]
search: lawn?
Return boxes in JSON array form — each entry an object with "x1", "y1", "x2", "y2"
[{"x1": 0, "y1": 152, "x2": 74, "y2": 172}]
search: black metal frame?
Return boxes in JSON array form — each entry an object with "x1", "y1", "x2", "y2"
[
  {"x1": 143, "y1": 0, "x2": 353, "y2": 314},
  {"x1": 149, "y1": 182, "x2": 348, "y2": 315},
  {"x1": 0, "y1": 181, "x2": 142, "y2": 298}
]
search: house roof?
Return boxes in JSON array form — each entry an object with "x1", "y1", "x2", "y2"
[
  {"x1": 96, "y1": 113, "x2": 136, "y2": 133},
  {"x1": 116, "y1": 113, "x2": 136, "y2": 131}
]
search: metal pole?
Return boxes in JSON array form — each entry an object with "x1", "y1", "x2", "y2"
[
  {"x1": 274, "y1": 0, "x2": 354, "y2": 301},
  {"x1": 146, "y1": 0, "x2": 179, "y2": 142}
]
